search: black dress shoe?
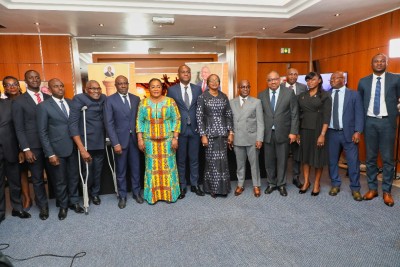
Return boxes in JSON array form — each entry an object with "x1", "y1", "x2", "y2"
[
  {"x1": 292, "y1": 176, "x2": 303, "y2": 189},
  {"x1": 118, "y1": 198, "x2": 127, "y2": 209},
  {"x1": 58, "y1": 208, "x2": 68, "y2": 220},
  {"x1": 39, "y1": 208, "x2": 49, "y2": 220},
  {"x1": 11, "y1": 209, "x2": 31, "y2": 219},
  {"x1": 133, "y1": 194, "x2": 144, "y2": 204},
  {"x1": 0, "y1": 216, "x2": 4, "y2": 224},
  {"x1": 264, "y1": 186, "x2": 276, "y2": 194},
  {"x1": 91, "y1": 196, "x2": 101, "y2": 205},
  {"x1": 278, "y1": 186, "x2": 288, "y2": 197},
  {"x1": 210, "y1": 192, "x2": 217, "y2": 198},
  {"x1": 191, "y1": 186, "x2": 205, "y2": 196},
  {"x1": 69, "y1": 203, "x2": 85, "y2": 214},
  {"x1": 178, "y1": 188, "x2": 186, "y2": 199},
  {"x1": 299, "y1": 183, "x2": 311, "y2": 194}
]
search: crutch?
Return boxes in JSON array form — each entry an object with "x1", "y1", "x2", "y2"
[
  {"x1": 78, "y1": 106, "x2": 90, "y2": 215},
  {"x1": 105, "y1": 137, "x2": 119, "y2": 197}
]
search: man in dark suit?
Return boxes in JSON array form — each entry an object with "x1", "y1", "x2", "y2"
[
  {"x1": 0, "y1": 83, "x2": 31, "y2": 223},
  {"x1": 69, "y1": 80, "x2": 106, "y2": 206},
  {"x1": 167, "y1": 65, "x2": 204, "y2": 198},
  {"x1": 283, "y1": 68, "x2": 307, "y2": 188},
  {"x1": 328, "y1": 71, "x2": 364, "y2": 201},
  {"x1": 358, "y1": 53, "x2": 400, "y2": 207},
  {"x1": 258, "y1": 71, "x2": 299, "y2": 196},
  {"x1": 37, "y1": 78, "x2": 84, "y2": 220},
  {"x1": 196, "y1": 66, "x2": 211, "y2": 92},
  {"x1": 104, "y1": 66, "x2": 114, "y2": 77},
  {"x1": 12, "y1": 70, "x2": 50, "y2": 220},
  {"x1": 104, "y1": 75, "x2": 142, "y2": 208}
]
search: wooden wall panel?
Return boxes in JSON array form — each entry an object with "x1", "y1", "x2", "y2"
[
  {"x1": 258, "y1": 39, "x2": 310, "y2": 62},
  {"x1": 0, "y1": 63, "x2": 19, "y2": 79},
  {"x1": 16, "y1": 36, "x2": 42, "y2": 63},
  {"x1": 44, "y1": 63, "x2": 74, "y2": 99},
  {"x1": 0, "y1": 36, "x2": 20, "y2": 64},
  {"x1": 392, "y1": 9, "x2": 400, "y2": 39},
  {"x1": 41, "y1": 36, "x2": 72, "y2": 63},
  {"x1": 354, "y1": 13, "x2": 392, "y2": 51},
  {"x1": 234, "y1": 38, "x2": 258, "y2": 97}
]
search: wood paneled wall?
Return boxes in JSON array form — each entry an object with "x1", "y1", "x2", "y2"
[
  {"x1": 312, "y1": 10, "x2": 400, "y2": 163},
  {"x1": 0, "y1": 35, "x2": 75, "y2": 98}
]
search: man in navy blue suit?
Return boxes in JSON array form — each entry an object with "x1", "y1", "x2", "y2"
[
  {"x1": 104, "y1": 75, "x2": 142, "y2": 209},
  {"x1": 358, "y1": 53, "x2": 400, "y2": 207},
  {"x1": 167, "y1": 65, "x2": 205, "y2": 199},
  {"x1": 37, "y1": 78, "x2": 84, "y2": 220},
  {"x1": 327, "y1": 71, "x2": 364, "y2": 201},
  {"x1": 69, "y1": 80, "x2": 106, "y2": 206}
]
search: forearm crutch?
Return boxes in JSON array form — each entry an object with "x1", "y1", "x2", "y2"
[
  {"x1": 78, "y1": 106, "x2": 90, "y2": 215},
  {"x1": 105, "y1": 138, "x2": 119, "y2": 197}
]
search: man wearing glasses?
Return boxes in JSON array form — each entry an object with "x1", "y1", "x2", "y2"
[
  {"x1": 230, "y1": 80, "x2": 264, "y2": 197},
  {"x1": 258, "y1": 71, "x2": 299, "y2": 197},
  {"x1": 69, "y1": 80, "x2": 106, "y2": 206}
]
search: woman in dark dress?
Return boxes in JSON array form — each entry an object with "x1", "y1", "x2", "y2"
[
  {"x1": 196, "y1": 74, "x2": 233, "y2": 198},
  {"x1": 297, "y1": 72, "x2": 332, "y2": 196}
]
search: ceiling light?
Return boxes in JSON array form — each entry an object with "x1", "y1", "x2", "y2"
[
  {"x1": 334, "y1": 13, "x2": 340, "y2": 16},
  {"x1": 99, "y1": 23, "x2": 104, "y2": 27},
  {"x1": 262, "y1": 27, "x2": 266, "y2": 30},
  {"x1": 192, "y1": 46, "x2": 195, "y2": 49},
  {"x1": 213, "y1": 26, "x2": 217, "y2": 29},
  {"x1": 152, "y1": 17, "x2": 175, "y2": 25},
  {"x1": 34, "y1": 22, "x2": 40, "y2": 25},
  {"x1": 159, "y1": 25, "x2": 163, "y2": 28}
]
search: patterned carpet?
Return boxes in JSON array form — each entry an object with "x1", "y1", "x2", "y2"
[{"x1": 1, "y1": 170, "x2": 399, "y2": 267}]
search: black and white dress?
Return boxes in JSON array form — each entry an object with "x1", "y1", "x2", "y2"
[{"x1": 196, "y1": 90, "x2": 233, "y2": 195}]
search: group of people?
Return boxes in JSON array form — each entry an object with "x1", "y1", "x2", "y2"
[{"x1": 1, "y1": 52, "x2": 399, "y2": 225}]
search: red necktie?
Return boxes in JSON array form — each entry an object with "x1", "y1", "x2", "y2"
[
  {"x1": 34, "y1": 93, "x2": 42, "y2": 104},
  {"x1": 202, "y1": 80, "x2": 206, "y2": 92}
]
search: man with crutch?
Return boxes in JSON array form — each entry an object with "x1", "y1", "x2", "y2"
[
  {"x1": 69, "y1": 80, "x2": 106, "y2": 208},
  {"x1": 104, "y1": 75, "x2": 142, "y2": 209}
]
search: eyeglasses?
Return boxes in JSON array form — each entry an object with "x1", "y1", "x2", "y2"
[
  {"x1": 87, "y1": 87, "x2": 102, "y2": 91},
  {"x1": 3, "y1": 83, "x2": 19, "y2": 88},
  {"x1": 116, "y1": 82, "x2": 129, "y2": 86},
  {"x1": 267, "y1": 78, "x2": 280, "y2": 82},
  {"x1": 179, "y1": 71, "x2": 191, "y2": 74},
  {"x1": 239, "y1": 86, "x2": 250, "y2": 89}
]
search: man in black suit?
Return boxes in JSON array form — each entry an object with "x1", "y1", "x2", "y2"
[
  {"x1": 12, "y1": 70, "x2": 50, "y2": 220},
  {"x1": 283, "y1": 68, "x2": 307, "y2": 188},
  {"x1": 0, "y1": 77, "x2": 31, "y2": 223},
  {"x1": 37, "y1": 78, "x2": 84, "y2": 220},
  {"x1": 69, "y1": 80, "x2": 106, "y2": 205},
  {"x1": 167, "y1": 65, "x2": 204, "y2": 199},
  {"x1": 358, "y1": 53, "x2": 400, "y2": 207}
]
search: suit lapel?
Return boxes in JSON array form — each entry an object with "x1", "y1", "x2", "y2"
[
  {"x1": 49, "y1": 97, "x2": 68, "y2": 121},
  {"x1": 343, "y1": 88, "x2": 350, "y2": 115},
  {"x1": 274, "y1": 88, "x2": 284, "y2": 112},
  {"x1": 365, "y1": 75, "x2": 373, "y2": 106},
  {"x1": 384, "y1": 73, "x2": 391, "y2": 98}
]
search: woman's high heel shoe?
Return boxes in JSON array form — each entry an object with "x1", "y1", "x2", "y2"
[
  {"x1": 311, "y1": 187, "x2": 320, "y2": 196},
  {"x1": 299, "y1": 183, "x2": 311, "y2": 194}
]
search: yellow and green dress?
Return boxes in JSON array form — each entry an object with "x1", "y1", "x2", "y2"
[{"x1": 136, "y1": 97, "x2": 181, "y2": 204}]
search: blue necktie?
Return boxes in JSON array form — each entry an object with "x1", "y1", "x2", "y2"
[
  {"x1": 270, "y1": 90, "x2": 276, "y2": 112},
  {"x1": 123, "y1": 95, "x2": 130, "y2": 109},
  {"x1": 60, "y1": 100, "x2": 68, "y2": 118},
  {"x1": 333, "y1": 90, "x2": 340, "y2": 129},
  {"x1": 373, "y1": 77, "x2": 381, "y2": 116}
]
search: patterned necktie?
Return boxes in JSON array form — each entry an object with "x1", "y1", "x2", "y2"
[
  {"x1": 60, "y1": 100, "x2": 68, "y2": 118},
  {"x1": 270, "y1": 90, "x2": 276, "y2": 112},
  {"x1": 241, "y1": 98, "x2": 246, "y2": 107},
  {"x1": 373, "y1": 77, "x2": 381, "y2": 116},
  {"x1": 34, "y1": 93, "x2": 42, "y2": 104},
  {"x1": 184, "y1": 86, "x2": 190, "y2": 109},
  {"x1": 123, "y1": 95, "x2": 130, "y2": 109},
  {"x1": 333, "y1": 89, "x2": 340, "y2": 129}
]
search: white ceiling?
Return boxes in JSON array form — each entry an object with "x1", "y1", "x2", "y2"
[{"x1": 0, "y1": 0, "x2": 399, "y2": 71}]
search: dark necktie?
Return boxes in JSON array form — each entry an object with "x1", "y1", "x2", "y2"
[
  {"x1": 270, "y1": 90, "x2": 276, "y2": 112},
  {"x1": 333, "y1": 89, "x2": 340, "y2": 129},
  {"x1": 123, "y1": 95, "x2": 130, "y2": 109},
  {"x1": 184, "y1": 86, "x2": 190, "y2": 109},
  {"x1": 60, "y1": 100, "x2": 68, "y2": 118},
  {"x1": 373, "y1": 77, "x2": 381, "y2": 115}
]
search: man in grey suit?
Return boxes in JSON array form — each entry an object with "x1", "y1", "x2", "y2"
[
  {"x1": 258, "y1": 71, "x2": 299, "y2": 196},
  {"x1": 37, "y1": 78, "x2": 84, "y2": 220},
  {"x1": 358, "y1": 53, "x2": 400, "y2": 207},
  {"x1": 283, "y1": 68, "x2": 307, "y2": 188},
  {"x1": 230, "y1": 80, "x2": 264, "y2": 197}
]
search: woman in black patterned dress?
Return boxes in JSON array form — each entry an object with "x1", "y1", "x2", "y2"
[{"x1": 196, "y1": 74, "x2": 234, "y2": 198}]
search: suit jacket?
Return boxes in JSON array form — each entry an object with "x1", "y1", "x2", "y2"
[
  {"x1": 331, "y1": 88, "x2": 364, "y2": 142},
  {"x1": 104, "y1": 92, "x2": 140, "y2": 149},
  {"x1": 291, "y1": 82, "x2": 307, "y2": 96},
  {"x1": 196, "y1": 80, "x2": 208, "y2": 91},
  {"x1": 0, "y1": 99, "x2": 19, "y2": 162},
  {"x1": 358, "y1": 72, "x2": 400, "y2": 129},
  {"x1": 68, "y1": 93, "x2": 106, "y2": 150},
  {"x1": 258, "y1": 85, "x2": 299, "y2": 143},
  {"x1": 167, "y1": 83, "x2": 202, "y2": 135},
  {"x1": 230, "y1": 96, "x2": 264, "y2": 146},
  {"x1": 37, "y1": 97, "x2": 74, "y2": 158},
  {"x1": 12, "y1": 91, "x2": 50, "y2": 150}
]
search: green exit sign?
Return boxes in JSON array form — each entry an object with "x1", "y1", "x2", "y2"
[{"x1": 281, "y1": 48, "x2": 291, "y2": 54}]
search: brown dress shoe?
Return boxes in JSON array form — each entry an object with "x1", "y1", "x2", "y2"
[
  {"x1": 253, "y1": 187, "x2": 261, "y2": 197},
  {"x1": 363, "y1": 190, "x2": 378, "y2": 200},
  {"x1": 352, "y1": 191, "x2": 363, "y2": 201},
  {"x1": 234, "y1": 186, "x2": 244, "y2": 196},
  {"x1": 383, "y1": 192, "x2": 394, "y2": 207}
]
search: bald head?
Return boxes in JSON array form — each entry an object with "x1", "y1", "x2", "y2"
[
  {"x1": 238, "y1": 80, "x2": 250, "y2": 98},
  {"x1": 286, "y1": 68, "x2": 299, "y2": 85}
]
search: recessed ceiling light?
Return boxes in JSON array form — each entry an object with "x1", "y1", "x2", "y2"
[
  {"x1": 192, "y1": 46, "x2": 195, "y2": 49},
  {"x1": 334, "y1": 13, "x2": 340, "y2": 17},
  {"x1": 212, "y1": 26, "x2": 217, "y2": 29},
  {"x1": 262, "y1": 27, "x2": 267, "y2": 30},
  {"x1": 112, "y1": 46, "x2": 116, "y2": 48},
  {"x1": 159, "y1": 25, "x2": 163, "y2": 28},
  {"x1": 34, "y1": 22, "x2": 40, "y2": 25},
  {"x1": 99, "y1": 23, "x2": 104, "y2": 27}
]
